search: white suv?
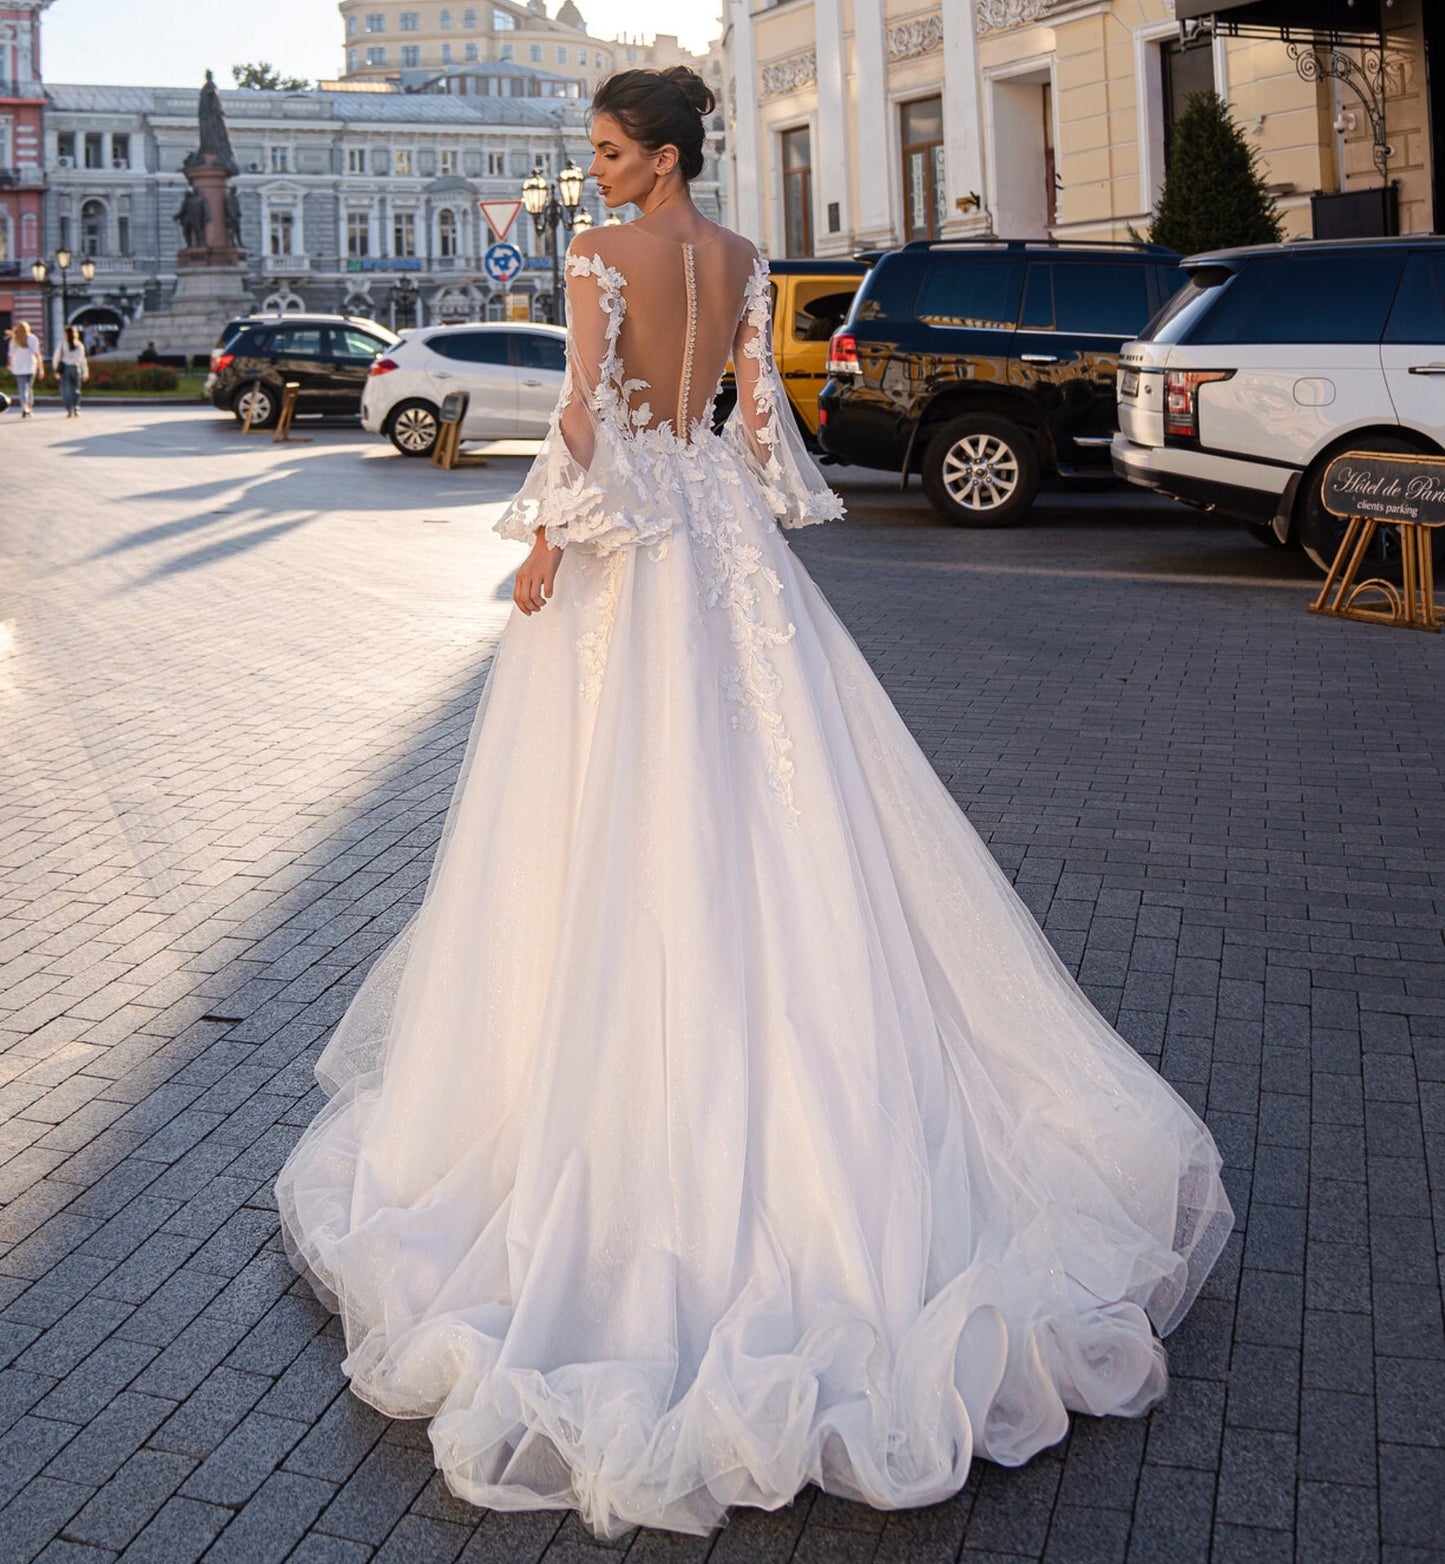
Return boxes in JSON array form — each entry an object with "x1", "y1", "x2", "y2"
[
  {"x1": 1111, "y1": 238, "x2": 1445, "y2": 571},
  {"x1": 362, "y1": 322, "x2": 568, "y2": 457}
]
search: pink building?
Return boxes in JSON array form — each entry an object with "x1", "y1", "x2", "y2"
[{"x1": 0, "y1": 1, "x2": 53, "y2": 343}]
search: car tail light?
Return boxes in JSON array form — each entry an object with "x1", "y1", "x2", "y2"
[
  {"x1": 827, "y1": 332, "x2": 861, "y2": 376},
  {"x1": 818, "y1": 407, "x2": 828, "y2": 427},
  {"x1": 1164, "y1": 369, "x2": 1233, "y2": 439},
  {"x1": 370, "y1": 357, "x2": 399, "y2": 377},
  {"x1": 212, "y1": 352, "x2": 234, "y2": 374}
]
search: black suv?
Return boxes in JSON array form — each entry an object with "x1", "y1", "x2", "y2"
[
  {"x1": 209, "y1": 313, "x2": 399, "y2": 427},
  {"x1": 819, "y1": 239, "x2": 1182, "y2": 525}
]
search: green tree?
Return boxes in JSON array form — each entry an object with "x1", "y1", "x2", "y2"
[
  {"x1": 1148, "y1": 91, "x2": 1283, "y2": 256},
  {"x1": 231, "y1": 62, "x2": 310, "y2": 92}
]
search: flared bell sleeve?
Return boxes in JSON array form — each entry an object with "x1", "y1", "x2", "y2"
[
  {"x1": 493, "y1": 237, "x2": 673, "y2": 555},
  {"x1": 722, "y1": 255, "x2": 845, "y2": 529}
]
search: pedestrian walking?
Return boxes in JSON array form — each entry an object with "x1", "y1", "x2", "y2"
[
  {"x1": 137, "y1": 340, "x2": 159, "y2": 366},
  {"x1": 53, "y1": 326, "x2": 89, "y2": 418},
  {"x1": 6, "y1": 322, "x2": 44, "y2": 418}
]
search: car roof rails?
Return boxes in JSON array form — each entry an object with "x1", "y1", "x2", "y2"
[{"x1": 897, "y1": 237, "x2": 1179, "y2": 257}]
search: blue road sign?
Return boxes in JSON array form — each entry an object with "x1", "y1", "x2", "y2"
[{"x1": 483, "y1": 243, "x2": 525, "y2": 286}]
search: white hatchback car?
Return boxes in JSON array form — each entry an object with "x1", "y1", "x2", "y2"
[
  {"x1": 361, "y1": 322, "x2": 568, "y2": 457},
  {"x1": 1111, "y1": 237, "x2": 1445, "y2": 571}
]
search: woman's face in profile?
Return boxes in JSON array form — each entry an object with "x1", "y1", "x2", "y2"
[{"x1": 587, "y1": 112, "x2": 677, "y2": 209}]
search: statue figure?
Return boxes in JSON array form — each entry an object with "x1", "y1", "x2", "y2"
[
  {"x1": 174, "y1": 186, "x2": 209, "y2": 249},
  {"x1": 224, "y1": 186, "x2": 243, "y2": 249},
  {"x1": 185, "y1": 69, "x2": 239, "y2": 176}
]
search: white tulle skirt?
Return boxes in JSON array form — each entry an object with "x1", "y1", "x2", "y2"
[{"x1": 275, "y1": 436, "x2": 1232, "y2": 1540}]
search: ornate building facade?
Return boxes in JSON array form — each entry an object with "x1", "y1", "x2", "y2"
[
  {"x1": 41, "y1": 71, "x2": 726, "y2": 342},
  {"x1": 724, "y1": 0, "x2": 1439, "y2": 257}
]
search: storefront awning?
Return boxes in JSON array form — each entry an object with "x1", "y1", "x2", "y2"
[{"x1": 1174, "y1": 0, "x2": 1382, "y2": 42}]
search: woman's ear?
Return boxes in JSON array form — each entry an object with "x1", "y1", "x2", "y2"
[{"x1": 654, "y1": 144, "x2": 680, "y2": 176}]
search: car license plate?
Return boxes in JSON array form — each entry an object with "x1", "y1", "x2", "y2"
[{"x1": 1119, "y1": 368, "x2": 1140, "y2": 399}]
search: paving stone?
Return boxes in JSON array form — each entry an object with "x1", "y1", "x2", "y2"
[
  {"x1": 201, "y1": 1469, "x2": 334, "y2": 1564},
  {"x1": 315, "y1": 1440, "x2": 437, "y2": 1544},
  {"x1": 113, "y1": 1495, "x2": 229, "y2": 1563},
  {"x1": 63, "y1": 1449, "x2": 194, "y2": 1552},
  {"x1": 176, "y1": 1410, "x2": 307, "y2": 1506}
]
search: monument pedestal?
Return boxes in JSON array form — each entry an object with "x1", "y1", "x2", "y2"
[{"x1": 120, "y1": 263, "x2": 252, "y2": 362}]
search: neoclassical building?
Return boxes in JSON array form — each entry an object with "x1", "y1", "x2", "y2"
[
  {"x1": 724, "y1": 0, "x2": 1440, "y2": 258},
  {"x1": 41, "y1": 70, "x2": 726, "y2": 341}
]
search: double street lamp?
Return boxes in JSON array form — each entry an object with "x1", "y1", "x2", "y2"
[
  {"x1": 30, "y1": 248, "x2": 96, "y2": 344},
  {"x1": 521, "y1": 161, "x2": 592, "y2": 324}
]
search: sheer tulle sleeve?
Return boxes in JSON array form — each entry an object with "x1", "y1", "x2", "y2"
[
  {"x1": 493, "y1": 237, "x2": 671, "y2": 555},
  {"x1": 722, "y1": 255, "x2": 844, "y2": 529}
]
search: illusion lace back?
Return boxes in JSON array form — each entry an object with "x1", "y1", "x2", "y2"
[{"x1": 276, "y1": 225, "x2": 1233, "y2": 1542}]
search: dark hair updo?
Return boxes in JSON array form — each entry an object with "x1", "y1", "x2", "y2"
[{"x1": 591, "y1": 66, "x2": 716, "y2": 181}]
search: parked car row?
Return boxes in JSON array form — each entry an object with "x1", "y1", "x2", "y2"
[{"x1": 206, "y1": 234, "x2": 1445, "y2": 580}]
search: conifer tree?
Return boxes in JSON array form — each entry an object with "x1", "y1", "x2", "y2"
[{"x1": 1149, "y1": 91, "x2": 1283, "y2": 255}]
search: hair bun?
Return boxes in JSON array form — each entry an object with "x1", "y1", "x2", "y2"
[{"x1": 660, "y1": 65, "x2": 715, "y2": 118}]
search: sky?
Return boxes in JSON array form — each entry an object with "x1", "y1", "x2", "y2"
[{"x1": 41, "y1": 0, "x2": 724, "y2": 88}]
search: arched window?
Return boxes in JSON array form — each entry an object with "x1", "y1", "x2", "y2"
[
  {"x1": 80, "y1": 199, "x2": 106, "y2": 257},
  {"x1": 438, "y1": 208, "x2": 457, "y2": 259}
]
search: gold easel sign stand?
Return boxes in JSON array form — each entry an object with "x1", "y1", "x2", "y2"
[
  {"x1": 1309, "y1": 451, "x2": 1445, "y2": 632},
  {"x1": 431, "y1": 390, "x2": 488, "y2": 470},
  {"x1": 272, "y1": 382, "x2": 311, "y2": 445}
]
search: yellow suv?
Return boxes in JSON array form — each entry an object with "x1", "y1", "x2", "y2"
[{"x1": 720, "y1": 258, "x2": 871, "y2": 448}]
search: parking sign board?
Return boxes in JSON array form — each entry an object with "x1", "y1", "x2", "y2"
[{"x1": 483, "y1": 243, "x2": 525, "y2": 286}]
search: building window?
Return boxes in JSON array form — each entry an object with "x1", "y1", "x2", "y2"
[
  {"x1": 594, "y1": 51, "x2": 602, "y2": 67},
  {"x1": 84, "y1": 132, "x2": 104, "y2": 170},
  {"x1": 498, "y1": 42, "x2": 512, "y2": 60},
  {"x1": 556, "y1": 46, "x2": 566, "y2": 63},
  {"x1": 401, "y1": 44, "x2": 421, "y2": 66},
  {"x1": 626, "y1": 47, "x2": 637, "y2": 63},
  {"x1": 365, "y1": 12, "x2": 385, "y2": 30},
  {"x1": 347, "y1": 146, "x2": 367, "y2": 173},
  {"x1": 578, "y1": 48, "x2": 586, "y2": 64},
  {"x1": 270, "y1": 209, "x2": 295, "y2": 255},
  {"x1": 780, "y1": 126, "x2": 813, "y2": 257},
  {"x1": 467, "y1": 42, "x2": 480, "y2": 60},
  {"x1": 347, "y1": 15, "x2": 356, "y2": 35},
  {"x1": 57, "y1": 130, "x2": 76, "y2": 165},
  {"x1": 400, "y1": 11, "x2": 420, "y2": 30},
  {"x1": 464, "y1": 7, "x2": 477, "y2": 24},
  {"x1": 493, "y1": 6, "x2": 515, "y2": 27},
  {"x1": 80, "y1": 198, "x2": 105, "y2": 256},
  {"x1": 486, "y1": 149, "x2": 505, "y2": 176},
  {"x1": 270, "y1": 146, "x2": 290, "y2": 173},
  {"x1": 347, "y1": 211, "x2": 370, "y2": 256},
  {"x1": 438, "y1": 208, "x2": 458, "y2": 257},
  {"x1": 440, "y1": 7, "x2": 452, "y2": 24},
  {"x1": 117, "y1": 214, "x2": 130, "y2": 254},
  {"x1": 393, "y1": 210, "x2": 417, "y2": 257},
  {"x1": 348, "y1": 48, "x2": 359, "y2": 70},
  {"x1": 395, "y1": 147, "x2": 413, "y2": 175},
  {"x1": 441, "y1": 42, "x2": 453, "y2": 62},
  {"x1": 440, "y1": 148, "x2": 459, "y2": 174},
  {"x1": 58, "y1": 215, "x2": 71, "y2": 250},
  {"x1": 529, "y1": 43, "x2": 541, "y2": 62},
  {"x1": 1161, "y1": 36, "x2": 1215, "y2": 166},
  {"x1": 900, "y1": 97, "x2": 945, "y2": 242},
  {"x1": 110, "y1": 133, "x2": 131, "y2": 169},
  {"x1": 0, "y1": 211, "x2": 14, "y2": 261},
  {"x1": 366, "y1": 46, "x2": 386, "y2": 65}
]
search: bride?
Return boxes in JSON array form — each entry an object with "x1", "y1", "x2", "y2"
[{"x1": 276, "y1": 66, "x2": 1232, "y2": 1542}]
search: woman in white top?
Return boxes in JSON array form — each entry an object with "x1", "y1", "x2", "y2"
[
  {"x1": 6, "y1": 322, "x2": 45, "y2": 417},
  {"x1": 54, "y1": 325, "x2": 90, "y2": 418}
]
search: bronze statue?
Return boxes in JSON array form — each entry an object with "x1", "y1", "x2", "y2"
[
  {"x1": 224, "y1": 186, "x2": 243, "y2": 248},
  {"x1": 185, "y1": 69, "x2": 239, "y2": 176},
  {"x1": 174, "y1": 186, "x2": 209, "y2": 249}
]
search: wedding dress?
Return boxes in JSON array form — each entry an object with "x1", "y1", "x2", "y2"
[{"x1": 276, "y1": 223, "x2": 1232, "y2": 1541}]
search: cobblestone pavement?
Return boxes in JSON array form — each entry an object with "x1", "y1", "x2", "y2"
[{"x1": 1, "y1": 406, "x2": 1442, "y2": 1564}]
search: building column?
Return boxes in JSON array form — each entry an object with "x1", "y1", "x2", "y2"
[
  {"x1": 814, "y1": 0, "x2": 851, "y2": 254},
  {"x1": 941, "y1": 3, "x2": 990, "y2": 236},
  {"x1": 726, "y1": 0, "x2": 765, "y2": 243},
  {"x1": 852, "y1": 0, "x2": 893, "y2": 246}
]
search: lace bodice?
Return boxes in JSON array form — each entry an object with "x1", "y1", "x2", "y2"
[{"x1": 495, "y1": 225, "x2": 843, "y2": 555}]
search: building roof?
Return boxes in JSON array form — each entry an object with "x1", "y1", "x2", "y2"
[{"x1": 45, "y1": 83, "x2": 572, "y2": 127}]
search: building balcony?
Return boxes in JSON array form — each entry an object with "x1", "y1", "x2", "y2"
[
  {"x1": 263, "y1": 254, "x2": 313, "y2": 275},
  {"x1": 0, "y1": 166, "x2": 46, "y2": 189}
]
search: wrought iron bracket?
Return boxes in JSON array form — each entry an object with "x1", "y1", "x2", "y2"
[{"x1": 1288, "y1": 41, "x2": 1393, "y2": 182}]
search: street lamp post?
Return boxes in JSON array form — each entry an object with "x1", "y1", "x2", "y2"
[
  {"x1": 29, "y1": 248, "x2": 96, "y2": 345},
  {"x1": 521, "y1": 162, "x2": 588, "y2": 324}
]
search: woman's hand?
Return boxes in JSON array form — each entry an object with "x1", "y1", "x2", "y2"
[{"x1": 513, "y1": 533, "x2": 563, "y2": 616}]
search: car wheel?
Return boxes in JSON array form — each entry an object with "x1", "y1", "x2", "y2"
[
  {"x1": 388, "y1": 399, "x2": 441, "y2": 457},
  {"x1": 921, "y1": 414, "x2": 1041, "y2": 528},
  {"x1": 233, "y1": 381, "x2": 279, "y2": 429},
  {"x1": 1297, "y1": 433, "x2": 1445, "y2": 580},
  {"x1": 1243, "y1": 521, "x2": 1289, "y2": 550}
]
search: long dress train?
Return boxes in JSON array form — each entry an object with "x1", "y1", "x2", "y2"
[{"x1": 276, "y1": 223, "x2": 1232, "y2": 1541}]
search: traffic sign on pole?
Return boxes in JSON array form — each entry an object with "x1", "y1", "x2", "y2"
[
  {"x1": 483, "y1": 242, "x2": 525, "y2": 285},
  {"x1": 477, "y1": 200, "x2": 523, "y2": 245}
]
